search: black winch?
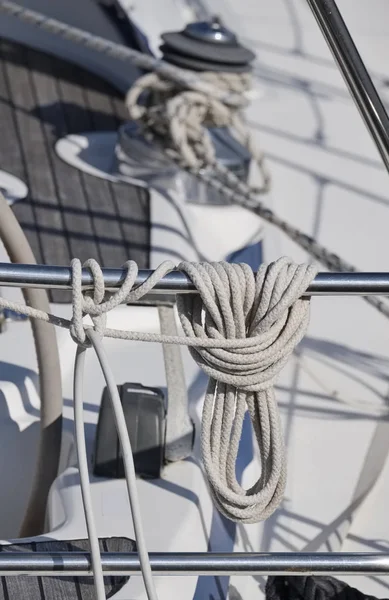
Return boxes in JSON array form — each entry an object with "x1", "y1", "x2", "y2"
[{"x1": 160, "y1": 18, "x2": 255, "y2": 73}]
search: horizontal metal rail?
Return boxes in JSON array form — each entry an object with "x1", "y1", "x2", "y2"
[
  {"x1": 1, "y1": 263, "x2": 389, "y2": 296},
  {"x1": 0, "y1": 552, "x2": 388, "y2": 576}
]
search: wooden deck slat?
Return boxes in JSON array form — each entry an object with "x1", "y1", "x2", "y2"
[
  {"x1": 0, "y1": 41, "x2": 42, "y2": 261},
  {"x1": 0, "y1": 538, "x2": 133, "y2": 599},
  {"x1": 4, "y1": 42, "x2": 70, "y2": 270},
  {"x1": 82, "y1": 69, "x2": 131, "y2": 267},
  {"x1": 0, "y1": 39, "x2": 150, "y2": 303}
]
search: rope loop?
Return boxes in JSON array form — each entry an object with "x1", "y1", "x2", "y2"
[{"x1": 70, "y1": 258, "x2": 177, "y2": 346}]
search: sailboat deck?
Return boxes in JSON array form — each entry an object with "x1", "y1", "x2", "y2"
[{"x1": 0, "y1": 2, "x2": 388, "y2": 599}]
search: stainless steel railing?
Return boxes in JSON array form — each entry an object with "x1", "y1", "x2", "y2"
[
  {"x1": 1, "y1": 263, "x2": 389, "y2": 295},
  {"x1": 0, "y1": 552, "x2": 388, "y2": 577}
]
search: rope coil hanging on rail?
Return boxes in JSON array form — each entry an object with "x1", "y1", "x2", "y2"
[
  {"x1": 177, "y1": 259, "x2": 317, "y2": 522},
  {"x1": 0, "y1": 256, "x2": 317, "y2": 522}
]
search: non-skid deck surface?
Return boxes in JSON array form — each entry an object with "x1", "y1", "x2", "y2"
[
  {"x1": 0, "y1": 38, "x2": 150, "y2": 302},
  {"x1": 0, "y1": 537, "x2": 135, "y2": 599}
]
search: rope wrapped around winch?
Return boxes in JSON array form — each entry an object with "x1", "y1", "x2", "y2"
[{"x1": 125, "y1": 70, "x2": 271, "y2": 194}]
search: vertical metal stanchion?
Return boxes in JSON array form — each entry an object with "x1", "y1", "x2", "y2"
[{"x1": 306, "y1": 0, "x2": 389, "y2": 174}]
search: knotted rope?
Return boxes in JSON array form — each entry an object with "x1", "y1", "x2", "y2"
[
  {"x1": 0, "y1": 257, "x2": 317, "y2": 521},
  {"x1": 125, "y1": 70, "x2": 271, "y2": 194},
  {"x1": 69, "y1": 258, "x2": 176, "y2": 346},
  {"x1": 67, "y1": 256, "x2": 317, "y2": 522}
]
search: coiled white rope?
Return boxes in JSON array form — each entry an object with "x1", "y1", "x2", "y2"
[
  {"x1": 177, "y1": 260, "x2": 318, "y2": 522},
  {"x1": 0, "y1": 257, "x2": 316, "y2": 518},
  {"x1": 0, "y1": 256, "x2": 317, "y2": 595}
]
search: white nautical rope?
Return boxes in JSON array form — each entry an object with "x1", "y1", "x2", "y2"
[
  {"x1": 73, "y1": 330, "x2": 160, "y2": 600},
  {"x1": 85, "y1": 329, "x2": 159, "y2": 600},
  {"x1": 177, "y1": 259, "x2": 318, "y2": 522},
  {"x1": 0, "y1": 257, "x2": 317, "y2": 521},
  {"x1": 73, "y1": 344, "x2": 107, "y2": 600},
  {"x1": 72, "y1": 260, "x2": 164, "y2": 600},
  {"x1": 125, "y1": 71, "x2": 271, "y2": 192}
]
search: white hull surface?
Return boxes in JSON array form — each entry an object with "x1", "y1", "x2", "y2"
[{"x1": 0, "y1": 1, "x2": 388, "y2": 599}]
